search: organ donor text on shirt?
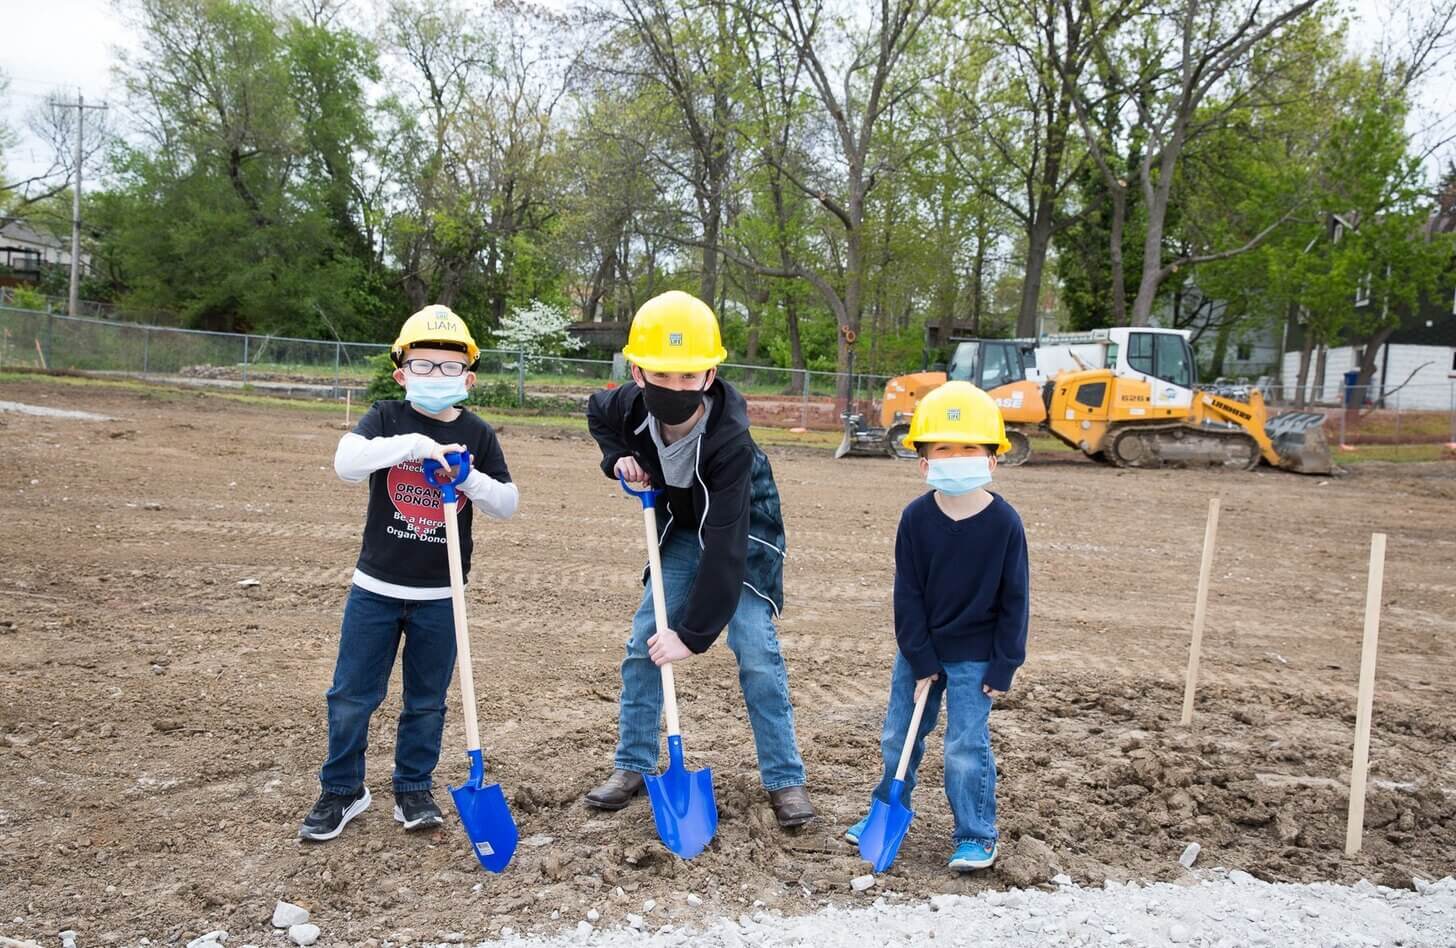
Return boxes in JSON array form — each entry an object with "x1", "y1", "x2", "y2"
[{"x1": 386, "y1": 460, "x2": 464, "y2": 540}]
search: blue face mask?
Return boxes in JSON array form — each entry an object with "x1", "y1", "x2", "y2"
[
  {"x1": 926, "y1": 455, "x2": 993, "y2": 495},
  {"x1": 404, "y1": 375, "x2": 469, "y2": 413}
]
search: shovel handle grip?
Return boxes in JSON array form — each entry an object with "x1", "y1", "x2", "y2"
[
  {"x1": 619, "y1": 473, "x2": 660, "y2": 507},
  {"x1": 424, "y1": 450, "x2": 472, "y2": 504}
]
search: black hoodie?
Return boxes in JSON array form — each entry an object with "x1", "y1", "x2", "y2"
[{"x1": 586, "y1": 378, "x2": 786, "y2": 652}]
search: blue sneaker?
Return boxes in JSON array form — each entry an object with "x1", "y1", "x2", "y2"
[
  {"x1": 948, "y1": 839, "x2": 998, "y2": 871},
  {"x1": 844, "y1": 814, "x2": 871, "y2": 844}
]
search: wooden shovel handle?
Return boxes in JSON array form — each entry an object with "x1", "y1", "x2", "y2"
[
  {"x1": 640, "y1": 505, "x2": 681, "y2": 738},
  {"x1": 892, "y1": 679, "x2": 933, "y2": 783},
  {"x1": 441, "y1": 496, "x2": 481, "y2": 754}
]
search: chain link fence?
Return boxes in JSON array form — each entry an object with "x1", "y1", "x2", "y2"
[
  {"x1": 1292, "y1": 383, "x2": 1456, "y2": 448},
  {"x1": 1209, "y1": 374, "x2": 1456, "y2": 448},
  {"x1": 0, "y1": 307, "x2": 893, "y2": 432},
  {"x1": 14, "y1": 307, "x2": 1444, "y2": 445}
]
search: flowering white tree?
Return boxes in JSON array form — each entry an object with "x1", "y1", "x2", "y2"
[{"x1": 494, "y1": 300, "x2": 583, "y2": 369}]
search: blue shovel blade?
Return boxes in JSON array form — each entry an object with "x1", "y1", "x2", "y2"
[
  {"x1": 644, "y1": 735, "x2": 718, "y2": 859},
  {"x1": 450, "y1": 750, "x2": 518, "y2": 873},
  {"x1": 856, "y1": 779, "x2": 914, "y2": 873}
]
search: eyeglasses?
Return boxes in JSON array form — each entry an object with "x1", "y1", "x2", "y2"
[{"x1": 403, "y1": 358, "x2": 469, "y2": 377}]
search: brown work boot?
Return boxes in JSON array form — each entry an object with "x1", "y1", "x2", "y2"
[
  {"x1": 767, "y1": 785, "x2": 816, "y2": 828},
  {"x1": 584, "y1": 769, "x2": 645, "y2": 810}
]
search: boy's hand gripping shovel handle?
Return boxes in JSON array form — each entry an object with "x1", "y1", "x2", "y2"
[
  {"x1": 424, "y1": 452, "x2": 482, "y2": 764},
  {"x1": 893, "y1": 678, "x2": 933, "y2": 783},
  {"x1": 619, "y1": 475, "x2": 681, "y2": 739}
]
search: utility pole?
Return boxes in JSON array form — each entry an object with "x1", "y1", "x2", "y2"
[{"x1": 60, "y1": 91, "x2": 108, "y2": 317}]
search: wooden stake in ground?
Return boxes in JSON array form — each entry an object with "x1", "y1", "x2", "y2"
[
  {"x1": 1181, "y1": 497, "x2": 1221, "y2": 726},
  {"x1": 33, "y1": 337, "x2": 46, "y2": 370},
  {"x1": 344, "y1": 390, "x2": 352, "y2": 429},
  {"x1": 1345, "y1": 532, "x2": 1387, "y2": 856}
]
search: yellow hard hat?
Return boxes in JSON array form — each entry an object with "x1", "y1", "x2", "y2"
[
  {"x1": 622, "y1": 291, "x2": 727, "y2": 373},
  {"x1": 903, "y1": 380, "x2": 1012, "y2": 455},
  {"x1": 391, "y1": 305, "x2": 480, "y2": 367}
]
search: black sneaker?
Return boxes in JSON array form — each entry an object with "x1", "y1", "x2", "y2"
[
  {"x1": 394, "y1": 789, "x2": 445, "y2": 831},
  {"x1": 298, "y1": 787, "x2": 371, "y2": 841}
]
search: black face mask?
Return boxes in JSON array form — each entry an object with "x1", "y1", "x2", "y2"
[{"x1": 642, "y1": 378, "x2": 706, "y2": 425}]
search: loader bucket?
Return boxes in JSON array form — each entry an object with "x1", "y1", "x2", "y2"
[
  {"x1": 1266, "y1": 411, "x2": 1334, "y2": 475},
  {"x1": 836, "y1": 412, "x2": 895, "y2": 459},
  {"x1": 834, "y1": 414, "x2": 856, "y2": 459}
]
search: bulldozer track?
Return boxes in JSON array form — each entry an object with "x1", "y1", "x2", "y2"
[{"x1": 1108, "y1": 422, "x2": 1260, "y2": 471}]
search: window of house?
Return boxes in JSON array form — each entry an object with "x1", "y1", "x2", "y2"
[
  {"x1": 1237, "y1": 342, "x2": 1252, "y2": 361},
  {"x1": 1355, "y1": 272, "x2": 1372, "y2": 307}
]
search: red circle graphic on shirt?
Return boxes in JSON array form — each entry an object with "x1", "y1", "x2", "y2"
[{"x1": 386, "y1": 461, "x2": 465, "y2": 536}]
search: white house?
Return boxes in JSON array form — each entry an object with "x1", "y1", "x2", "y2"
[
  {"x1": 1280, "y1": 343, "x2": 1456, "y2": 410},
  {"x1": 0, "y1": 219, "x2": 87, "y2": 280}
]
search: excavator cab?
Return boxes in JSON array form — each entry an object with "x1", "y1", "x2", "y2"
[
  {"x1": 837, "y1": 338, "x2": 1041, "y2": 461},
  {"x1": 946, "y1": 339, "x2": 1030, "y2": 389}
]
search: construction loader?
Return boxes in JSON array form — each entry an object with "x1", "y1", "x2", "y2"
[
  {"x1": 1039, "y1": 329, "x2": 1332, "y2": 473},
  {"x1": 837, "y1": 327, "x2": 1333, "y2": 474},
  {"x1": 835, "y1": 339, "x2": 1044, "y2": 464}
]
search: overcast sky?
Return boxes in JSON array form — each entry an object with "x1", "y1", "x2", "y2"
[{"x1": 3, "y1": 0, "x2": 1453, "y2": 188}]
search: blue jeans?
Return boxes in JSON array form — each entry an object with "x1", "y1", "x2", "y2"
[
  {"x1": 319, "y1": 585, "x2": 457, "y2": 795},
  {"x1": 870, "y1": 653, "x2": 998, "y2": 844},
  {"x1": 615, "y1": 531, "x2": 806, "y2": 791}
]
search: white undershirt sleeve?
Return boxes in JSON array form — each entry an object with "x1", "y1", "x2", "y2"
[
  {"x1": 335, "y1": 432, "x2": 518, "y2": 519},
  {"x1": 459, "y1": 470, "x2": 519, "y2": 519},
  {"x1": 334, "y1": 432, "x2": 432, "y2": 483}
]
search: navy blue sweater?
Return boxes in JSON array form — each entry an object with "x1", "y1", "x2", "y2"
[{"x1": 894, "y1": 491, "x2": 1029, "y2": 692}]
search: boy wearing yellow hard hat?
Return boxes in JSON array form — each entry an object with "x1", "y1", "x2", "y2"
[
  {"x1": 583, "y1": 290, "x2": 815, "y2": 829},
  {"x1": 844, "y1": 381, "x2": 1029, "y2": 870},
  {"x1": 299, "y1": 305, "x2": 519, "y2": 842}
]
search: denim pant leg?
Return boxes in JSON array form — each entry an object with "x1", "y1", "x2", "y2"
[
  {"x1": 870, "y1": 653, "x2": 945, "y2": 809},
  {"x1": 613, "y1": 532, "x2": 698, "y2": 774},
  {"x1": 942, "y1": 660, "x2": 998, "y2": 843},
  {"x1": 725, "y1": 587, "x2": 807, "y2": 791},
  {"x1": 320, "y1": 586, "x2": 404, "y2": 795},
  {"x1": 394, "y1": 596, "x2": 457, "y2": 792}
]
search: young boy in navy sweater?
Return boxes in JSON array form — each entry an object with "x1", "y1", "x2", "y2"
[{"x1": 845, "y1": 381, "x2": 1029, "y2": 870}]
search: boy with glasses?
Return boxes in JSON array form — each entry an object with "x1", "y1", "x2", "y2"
[{"x1": 299, "y1": 305, "x2": 519, "y2": 841}]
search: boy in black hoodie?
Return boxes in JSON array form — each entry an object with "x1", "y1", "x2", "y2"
[{"x1": 582, "y1": 290, "x2": 814, "y2": 829}]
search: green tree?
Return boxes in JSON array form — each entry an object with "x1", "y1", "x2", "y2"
[{"x1": 98, "y1": 0, "x2": 387, "y2": 337}]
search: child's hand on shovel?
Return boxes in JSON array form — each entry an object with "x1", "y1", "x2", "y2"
[
  {"x1": 648, "y1": 628, "x2": 693, "y2": 666},
  {"x1": 425, "y1": 442, "x2": 469, "y2": 481},
  {"x1": 614, "y1": 455, "x2": 651, "y2": 487}
]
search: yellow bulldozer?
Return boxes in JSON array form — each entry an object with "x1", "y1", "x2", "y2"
[
  {"x1": 836, "y1": 328, "x2": 1332, "y2": 474},
  {"x1": 836, "y1": 338, "x2": 1045, "y2": 464}
]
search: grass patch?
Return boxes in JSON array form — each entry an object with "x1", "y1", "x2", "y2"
[{"x1": 1333, "y1": 443, "x2": 1452, "y2": 464}]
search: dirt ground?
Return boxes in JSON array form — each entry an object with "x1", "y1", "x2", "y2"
[{"x1": 2, "y1": 378, "x2": 1454, "y2": 946}]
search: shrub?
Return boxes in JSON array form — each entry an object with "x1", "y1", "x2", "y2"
[{"x1": 493, "y1": 300, "x2": 583, "y2": 370}]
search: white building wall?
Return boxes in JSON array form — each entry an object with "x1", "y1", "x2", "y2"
[
  {"x1": 1280, "y1": 344, "x2": 1455, "y2": 409},
  {"x1": 1380, "y1": 344, "x2": 1456, "y2": 410}
]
